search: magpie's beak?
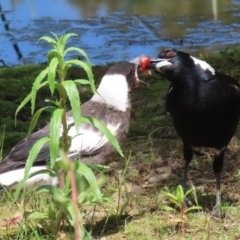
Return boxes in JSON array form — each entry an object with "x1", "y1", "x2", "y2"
[{"x1": 149, "y1": 58, "x2": 172, "y2": 70}]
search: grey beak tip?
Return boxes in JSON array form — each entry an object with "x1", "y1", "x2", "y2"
[{"x1": 150, "y1": 59, "x2": 172, "y2": 69}]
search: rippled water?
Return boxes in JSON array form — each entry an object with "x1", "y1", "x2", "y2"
[{"x1": 1, "y1": 0, "x2": 240, "y2": 66}]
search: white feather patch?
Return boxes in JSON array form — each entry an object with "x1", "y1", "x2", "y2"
[
  {"x1": 91, "y1": 74, "x2": 129, "y2": 112},
  {"x1": 66, "y1": 116, "x2": 120, "y2": 154},
  {"x1": 0, "y1": 166, "x2": 58, "y2": 188},
  {"x1": 191, "y1": 56, "x2": 215, "y2": 75}
]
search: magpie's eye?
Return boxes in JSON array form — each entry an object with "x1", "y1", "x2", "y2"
[{"x1": 165, "y1": 50, "x2": 173, "y2": 58}]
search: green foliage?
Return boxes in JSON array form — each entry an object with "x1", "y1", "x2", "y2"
[
  {"x1": 0, "y1": 64, "x2": 108, "y2": 158},
  {"x1": 201, "y1": 46, "x2": 240, "y2": 79},
  {"x1": 12, "y1": 32, "x2": 123, "y2": 239},
  {"x1": 0, "y1": 64, "x2": 52, "y2": 157},
  {"x1": 161, "y1": 185, "x2": 202, "y2": 214},
  {"x1": 161, "y1": 185, "x2": 202, "y2": 232}
]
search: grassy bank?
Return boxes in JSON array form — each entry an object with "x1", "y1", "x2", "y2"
[{"x1": 1, "y1": 48, "x2": 240, "y2": 239}]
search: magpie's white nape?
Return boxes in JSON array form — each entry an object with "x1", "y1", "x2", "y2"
[
  {"x1": 0, "y1": 60, "x2": 148, "y2": 192},
  {"x1": 150, "y1": 48, "x2": 240, "y2": 217}
]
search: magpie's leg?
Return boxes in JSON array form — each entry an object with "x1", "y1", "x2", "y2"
[
  {"x1": 212, "y1": 146, "x2": 226, "y2": 217},
  {"x1": 182, "y1": 143, "x2": 193, "y2": 206}
]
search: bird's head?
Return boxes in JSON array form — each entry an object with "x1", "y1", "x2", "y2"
[
  {"x1": 149, "y1": 48, "x2": 216, "y2": 82},
  {"x1": 92, "y1": 60, "x2": 149, "y2": 111},
  {"x1": 101, "y1": 59, "x2": 150, "y2": 91}
]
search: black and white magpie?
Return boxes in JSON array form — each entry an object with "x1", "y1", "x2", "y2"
[
  {"x1": 149, "y1": 49, "x2": 240, "y2": 216},
  {"x1": 0, "y1": 60, "x2": 148, "y2": 191}
]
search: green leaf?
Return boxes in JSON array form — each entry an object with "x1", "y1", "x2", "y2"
[
  {"x1": 57, "y1": 151, "x2": 72, "y2": 194},
  {"x1": 63, "y1": 171, "x2": 71, "y2": 195},
  {"x1": 62, "y1": 33, "x2": 77, "y2": 42},
  {"x1": 184, "y1": 206, "x2": 202, "y2": 214},
  {"x1": 190, "y1": 185, "x2": 199, "y2": 206},
  {"x1": 83, "y1": 230, "x2": 92, "y2": 240},
  {"x1": 169, "y1": 199, "x2": 181, "y2": 208},
  {"x1": 185, "y1": 188, "x2": 194, "y2": 198},
  {"x1": 162, "y1": 190, "x2": 181, "y2": 208},
  {"x1": 47, "y1": 49, "x2": 59, "y2": 63},
  {"x1": 54, "y1": 157, "x2": 70, "y2": 171},
  {"x1": 33, "y1": 68, "x2": 49, "y2": 89},
  {"x1": 65, "y1": 199, "x2": 85, "y2": 239},
  {"x1": 50, "y1": 108, "x2": 64, "y2": 167},
  {"x1": 176, "y1": 185, "x2": 184, "y2": 202},
  {"x1": 64, "y1": 47, "x2": 91, "y2": 65},
  {"x1": 56, "y1": 35, "x2": 66, "y2": 57},
  {"x1": 13, "y1": 137, "x2": 50, "y2": 201},
  {"x1": 74, "y1": 79, "x2": 91, "y2": 86},
  {"x1": 89, "y1": 164, "x2": 110, "y2": 171},
  {"x1": 50, "y1": 32, "x2": 59, "y2": 41},
  {"x1": 77, "y1": 191, "x2": 89, "y2": 204},
  {"x1": 59, "y1": 33, "x2": 78, "y2": 57},
  {"x1": 38, "y1": 80, "x2": 49, "y2": 89},
  {"x1": 75, "y1": 162, "x2": 103, "y2": 203},
  {"x1": 35, "y1": 184, "x2": 54, "y2": 193},
  {"x1": 64, "y1": 60, "x2": 96, "y2": 93},
  {"x1": 51, "y1": 186, "x2": 70, "y2": 205},
  {"x1": 24, "y1": 211, "x2": 48, "y2": 219},
  {"x1": 162, "y1": 205, "x2": 176, "y2": 212},
  {"x1": 80, "y1": 116, "x2": 124, "y2": 157},
  {"x1": 14, "y1": 68, "x2": 48, "y2": 123},
  {"x1": 0, "y1": 125, "x2": 5, "y2": 161},
  {"x1": 48, "y1": 57, "x2": 58, "y2": 94},
  {"x1": 15, "y1": 92, "x2": 32, "y2": 124},
  {"x1": 162, "y1": 192, "x2": 178, "y2": 202},
  {"x1": 28, "y1": 106, "x2": 56, "y2": 134},
  {"x1": 63, "y1": 64, "x2": 71, "y2": 79},
  {"x1": 31, "y1": 68, "x2": 49, "y2": 114},
  {"x1": 38, "y1": 36, "x2": 58, "y2": 47},
  {"x1": 28, "y1": 168, "x2": 57, "y2": 179},
  {"x1": 62, "y1": 80, "x2": 81, "y2": 133}
]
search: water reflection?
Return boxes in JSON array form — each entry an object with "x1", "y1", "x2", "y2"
[
  {"x1": 69, "y1": 0, "x2": 216, "y2": 19},
  {"x1": 0, "y1": 0, "x2": 240, "y2": 66},
  {"x1": 0, "y1": 2, "x2": 22, "y2": 66}
]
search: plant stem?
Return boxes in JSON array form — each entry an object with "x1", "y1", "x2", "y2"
[
  {"x1": 58, "y1": 70, "x2": 69, "y2": 191},
  {"x1": 181, "y1": 207, "x2": 185, "y2": 233},
  {"x1": 55, "y1": 209, "x2": 64, "y2": 237},
  {"x1": 69, "y1": 160, "x2": 81, "y2": 240}
]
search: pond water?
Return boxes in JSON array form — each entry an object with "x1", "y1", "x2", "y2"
[{"x1": 1, "y1": 0, "x2": 240, "y2": 66}]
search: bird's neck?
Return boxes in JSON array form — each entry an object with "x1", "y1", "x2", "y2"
[{"x1": 91, "y1": 74, "x2": 131, "y2": 112}]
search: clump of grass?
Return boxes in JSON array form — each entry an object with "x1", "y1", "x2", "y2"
[{"x1": 161, "y1": 185, "x2": 202, "y2": 233}]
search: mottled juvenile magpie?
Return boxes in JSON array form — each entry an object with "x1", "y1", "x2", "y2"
[
  {"x1": 150, "y1": 49, "x2": 240, "y2": 216},
  {"x1": 0, "y1": 60, "x2": 147, "y2": 191}
]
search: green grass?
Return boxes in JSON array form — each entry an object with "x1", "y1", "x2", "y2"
[{"x1": 1, "y1": 48, "x2": 240, "y2": 239}]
